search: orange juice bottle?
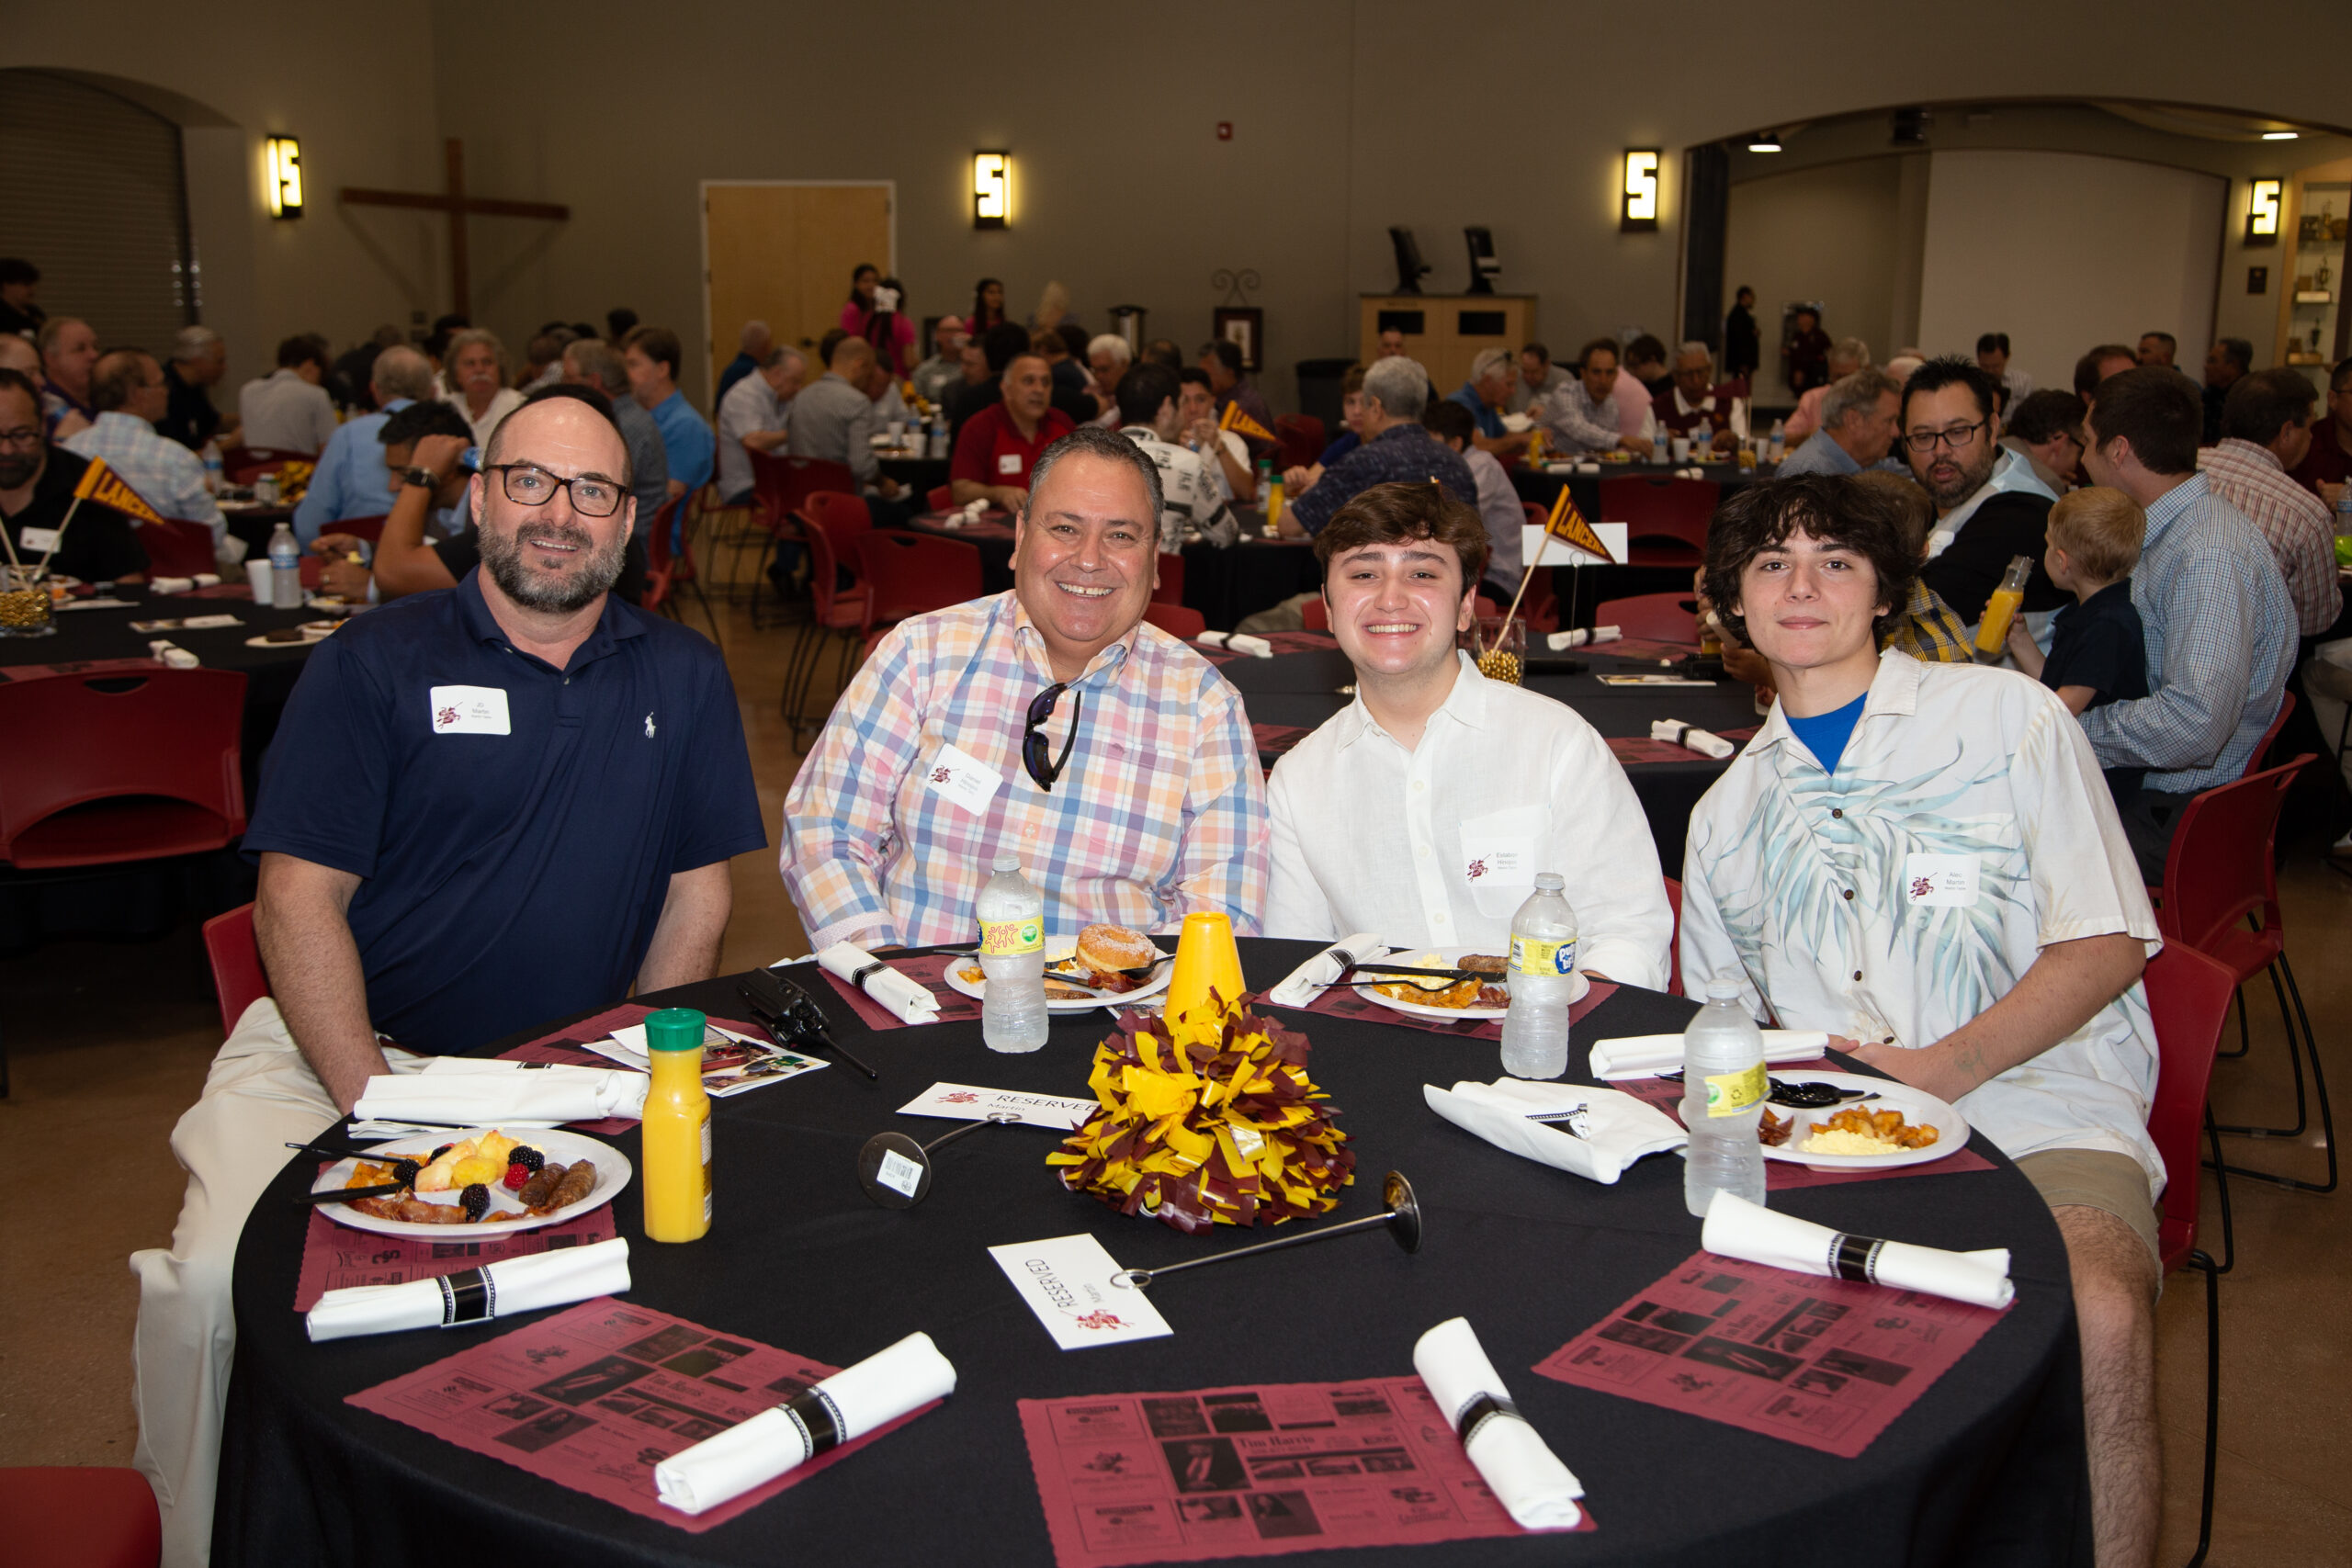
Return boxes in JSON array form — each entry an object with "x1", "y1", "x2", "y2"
[
  {"x1": 640, "y1": 1008, "x2": 712, "y2": 1242},
  {"x1": 1266, "y1": 479, "x2": 1285, "y2": 533},
  {"x1": 1973, "y1": 554, "x2": 2033, "y2": 660}
]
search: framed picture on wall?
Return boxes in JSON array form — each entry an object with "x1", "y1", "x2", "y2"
[{"x1": 1214, "y1": 308, "x2": 1264, "y2": 373}]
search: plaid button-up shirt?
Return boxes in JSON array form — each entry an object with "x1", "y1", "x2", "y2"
[
  {"x1": 62, "y1": 412, "x2": 226, "y2": 547},
  {"x1": 2196, "y1": 437, "x2": 2342, "y2": 636},
  {"x1": 783, "y1": 591, "x2": 1268, "y2": 950},
  {"x1": 1883, "y1": 579, "x2": 1973, "y2": 665}
]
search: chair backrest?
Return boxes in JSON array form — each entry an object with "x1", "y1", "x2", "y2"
[
  {"x1": 640, "y1": 495, "x2": 688, "y2": 611},
  {"x1": 203, "y1": 901, "x2": 269, "y2": 1038},
  {"x1": 1662, "y1": 875, "x2": 1684, "y2": 996},
  {"x1": 747, "y1": 449, "x2": 855, "y2": 533},
  {"x1": 1595, "y1": 592, "x2": 1701, "y2": 642},
  {"x1": 803, "y1": 490, "x2": 873, "y2": 544},
  {"x1": 1599, "y1": 474, "x2": 1717, "y2": 553},
  {"x1": 0, "y1": 667, "x2": 248, "y2": 864},
  {"x1": 1152, "y1": 552, "x2": 1185, "y2": 606},
  {"x1": 2155, "y1": 756, "x2": 2310, "y2": 955},
  {"x1": 328, "y1": 514, "x2": 387, "y2": 545},
  {"x1": 1302, "y1": 594, "x2": 1329, "y2": 630},
  {"x1": 1521, "y1": 501, "x2": 1546, "y2": 531},
  {"x1": 1143, "y1": 600, "x2": 1207, "y2": 639},
  {"x1": 854, "y1": 531, "x2": 983, "y2": 626},
  {"x1": 1274, "y1": 414, "x2": 1326, "y2": 470},
  {"x1": 137, "y1": 518, "x2": 217, "y2": 577},
  {"x1": 2245, "y1": 690, "x2": 2293, "y2": 776},
  {"x1": 926, "y1": 483, "x2": 955, "y2": 512},
  {"x1": 2143, "y1": 942, "x2": 2240, "y2": 1268},
  {"x1": 221, "y1": 446, "x2": 299, "y2": 484}
]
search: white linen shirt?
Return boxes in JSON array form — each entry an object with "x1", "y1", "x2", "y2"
[
  {"x1": 236, "y1": 368, "x2": 339, "y2": 455},
  {"x1": 1678, "y1": 649, "x2": 2165, "y2": 1196},
  {"x1": 447, "y1": 386, "x2": 525, "y2": 449},
  {"x1": 1266, "y1": 654, "x2": 1673, "y2": 987},
  {"x1": 716, "y1": 373, "x2": 786, "y2": 502}
]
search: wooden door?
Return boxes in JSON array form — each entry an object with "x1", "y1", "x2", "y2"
[{"x1": 703, "y1": 183, "x2": 893, "y2": 400}]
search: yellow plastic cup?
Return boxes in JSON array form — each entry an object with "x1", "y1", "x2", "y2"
[{"x1": 1164, "y1": 911, "x2": 1246, "y2": 1040}]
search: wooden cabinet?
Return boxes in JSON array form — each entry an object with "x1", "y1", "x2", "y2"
[
  {"x1": 1359, "y1": 295, "x2": 1536, "y2": 392},
  {"x1": 2272, "y1": 160, "x2": 2351, "y2": 389}
]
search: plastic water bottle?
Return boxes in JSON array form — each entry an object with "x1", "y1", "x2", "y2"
[
  {"x1": 267, "y1": 522, "x2": 302, "y2": 609},
  {"x1": 928, "y1": 412, "x2": 950, "y2": 460},
  {"x1": 976, "y1": 853, "x2": 1048, "y2": 1053},
  {"x1": 199, "y1": 439, "x2": 223, "y2": 495},
  {"x1": 1498, "y1": 873, "x2": 1578, "y2": 1080},
  {"x1": 1682, "y1": 980, "x2": 1769, "y2": 1216},
  {"x1": 1766, "y1": 419, "x2": 1786, "y2": 466}
]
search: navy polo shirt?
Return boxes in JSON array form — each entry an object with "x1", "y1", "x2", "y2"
[{"x1": 245, "y1": 570, "x2": 766, "y2": 1055}]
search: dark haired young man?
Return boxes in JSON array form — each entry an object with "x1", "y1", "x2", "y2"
[
  {"x1": 1899, "y1": 356, "x2": 2063, "y2": 626},
  {"x1": 1679, "y1": 471, "x2": 2165, "y2": 1568}
]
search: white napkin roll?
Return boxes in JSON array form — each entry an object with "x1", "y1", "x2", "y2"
[
  {"x1": 1589, "y1": 1029, "x2": 1829, "y2": 1080},
  {"x1": 1545, "y1": 626, "x2": 1622, "y2": 650},
  {"x1": 1574, "y1": 461, "x2": 1600, "y2": 475},
  {"x1": 817, "y1": 942, "x2": 939, "y2": 1025},
  {"x1": 655, "y1": 1331, "x2": 956, "y2": 1516},
  {"x1": 147, "y1": 639, "x2": 199, "y2": 669},
  {"x1": 352, "y1": 1060, "x2": 649, "y2": 1124},
  {"x1": 1195, "y1": 629, "x2": 1273, "y2": 658},
  {"x1": 1702, "y1": 1190, "x2": 2014, "y2": 1310},
  {"x1": 1266, "y1": 932, "x2": 1386, "y2": 1010},
  {"x1": 1650, "y1": 718, "x2": 1736, "y2": 760},
  {"x1": 1412, "y1": 1317, "x2": 1583, "y2": 1530},
  {"x1": 1424, "y1": 1079, "x2": 1685, "y2": 1184},
  {"x1": 305, "y1": 1237, "x2": 632, "y2": 1342},
  {"x1": 148, "y1": 576, "x2": 195, "y2": 595}
]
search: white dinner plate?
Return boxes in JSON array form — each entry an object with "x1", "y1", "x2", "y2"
[
  {"x1": 1352, "y1": 947, "x2": 1589, "y2": 1023},
  {"x1": 308, "y1": 1126, "x2": 631, "y2": 1238},
  {"x1": 1758, "y1": 1072, "x2": 1970, "y2": 1169},
  {"x1": 941, "y1": 947, "x2": 1175, "y2": 1012}
]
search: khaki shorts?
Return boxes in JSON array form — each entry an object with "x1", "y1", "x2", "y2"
[{"x1": 2017, "y1": 1148, "x2": 2164, "y2": 1271}]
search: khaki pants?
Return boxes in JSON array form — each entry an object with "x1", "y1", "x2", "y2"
[{"x1": 129, "y1": 999, "x2": 424, "y2": 1568}]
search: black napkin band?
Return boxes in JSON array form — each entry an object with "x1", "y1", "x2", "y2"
[
  {"x1": 1662, "y1": 721, "x2": 1693, "y2": 747},
  {"x1": 852, "y1": 962, "x2": 884, "y2": 987},
  {"x1": 783, "y1": 1386, "x2": 847, "y2": 1461},
  {"x1": 1831, "y1": 1232, "x2": 1884, "y2": 1284},
  {"x1": 1454, "y1": 1392, "x2": 1523, "y2": 1448},
  {"x1": 437, "y1": 1268, "x2": 495, "y2": 1325}
]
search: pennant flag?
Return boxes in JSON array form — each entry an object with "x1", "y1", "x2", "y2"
[
  {"x1": 1543, "y1": 485, "x2": 1614, "y2": 562},
  {"x1": 1217, "y1": 401, "x2": 1278, "y2": 445},
  {"x1": 72, "y1": 457, "x2": 167, "y2": 527}
]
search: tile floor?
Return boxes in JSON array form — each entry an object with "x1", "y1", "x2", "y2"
[{"x1": 1, "y1": 581, "x2": 2344, "y2": 1565}]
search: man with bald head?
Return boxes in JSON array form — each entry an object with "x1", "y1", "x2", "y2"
[
  {"x1": 716, "y1": 318, "x2": 772, "y2": 407},
  {"x1": 130, "y1": 381, "x2": 763, "y2": 1567},
  {"x1": 38, "y1": 314, "x2": 97, "y2": 438},
  {"x1": 62, "y1": 348, "x2": 227, "y2": 551},
  {"x1": 293, "y1": 343, "x2": 440, "y2": 543},
  {"x1": 786, "y1": 423, "x2": 1267, "y2": 947},
  {"x1": 786, "y1": 333, "x2": 907, "y2": 517}
]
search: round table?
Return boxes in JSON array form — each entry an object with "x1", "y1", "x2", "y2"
[
  {"x1": 1220, "y1": 644, "x2": 1764, "y2": 871},
  {"x1": 220, "y1": 941, "x2": 2087, "y2": 1565}
]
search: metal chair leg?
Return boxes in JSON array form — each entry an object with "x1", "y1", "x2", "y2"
[
  {"x1": 2202, "y1": 1106, "x2": 2234, "y2": 1275},
  {"x1": 2211, "y1": 963, "x2": 2306, "y2": 1138},
  {"x1": 2180, "y1": 1249, "x2": 2220, "y2": 1568},
  {"x1": 2211, "y1": 953, "x2": 2337, "y2": 1193}
]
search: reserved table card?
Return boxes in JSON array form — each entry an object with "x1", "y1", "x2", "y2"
[
  {"x1": 989, "y1": 1234, "x2": 1171, "y2": 1350},
  {"x1": 899, "y1": 1081, "x2": 1097, "y2": 1129}
]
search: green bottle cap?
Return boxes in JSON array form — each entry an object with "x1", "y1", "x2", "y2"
[{"x1": 644, "y1": 1007, "x2": 707, "y2": 1052}]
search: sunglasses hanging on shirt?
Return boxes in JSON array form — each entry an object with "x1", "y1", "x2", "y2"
[{"x1": 1023, "y1": 682, "x2": 1083, "y2": 792}]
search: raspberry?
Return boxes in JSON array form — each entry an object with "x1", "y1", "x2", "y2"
[
  {"x1": 503, "y1": 1162, "x2": 531, "y2": 1191},
  {"x1": 508, "y1": 1145, "x2": 546, "y2": 1175},
  {"x1": 459, "y1": 1183, "x2": 490, "y2": 1221},
  {"x1": 390, "y1": 1158, "x2": 422, "y2": 1189}
]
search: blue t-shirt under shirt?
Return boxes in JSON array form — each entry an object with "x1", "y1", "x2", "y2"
[{"x1": 1784, "y1": 691, "x2": 1868, "y2": 773}]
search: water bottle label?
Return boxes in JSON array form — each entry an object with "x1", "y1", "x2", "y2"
[
  {"x1": 1510, "y1": 936, "x2": 1576, "y2": 976},
  {"x1": 979, "y1": 916, "x2": 1043, "y2": 955},
  {"x1": 1704, "y1": 1062, "x2": 1768, "y2": 1117}
]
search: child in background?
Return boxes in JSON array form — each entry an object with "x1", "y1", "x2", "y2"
[{"x1": 2007, "y1": 485, "x2": 2148, "y2": 804}]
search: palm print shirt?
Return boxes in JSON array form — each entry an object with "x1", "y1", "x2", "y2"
[{"x1": 1678, "y1": 649, "x2": 2165, "y2": 1196}]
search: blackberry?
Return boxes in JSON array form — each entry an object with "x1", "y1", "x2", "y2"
[
  {"x1": 430, "y1": 1144, "x2": 455, "y2": 1163},
  {"x1": 390, "y1": 1158, "x2": 422, "y2": 1189},
  {"x1": 508, "y1": 1145, "x2": 546, "y2": 1175},
  {"x1": 459, "y1": 1183, "x2": 490, "y2": 1222}
]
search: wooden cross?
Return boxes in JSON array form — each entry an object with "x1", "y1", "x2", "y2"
[{"x1": 340, "y1": 138, "x2": 569, "y2": 319}]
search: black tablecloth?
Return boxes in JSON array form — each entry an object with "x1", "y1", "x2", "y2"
[
  {"x1": 1222, "y1": 647, "x2": 1764, "y2": 870},
  {"x1": 221, "y1": 942, "x2": 2087, "y2": 1566}
]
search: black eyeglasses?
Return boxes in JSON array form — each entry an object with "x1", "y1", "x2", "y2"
[
  {"x1": 485, "y1": 462, "x2": 626, "y2": 517},
  {"x1": 1901, "y1": 419, "x2": 1990, "y2": 455},
  {"x1": 1023, "y1": 682, "x2": 1083, "y2": 792}
]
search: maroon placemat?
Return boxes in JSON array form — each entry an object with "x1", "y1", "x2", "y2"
[
  {"x1": 1261, "y1": 629, "x2": 1338, "y2": 655},
  {"x1": 818, "y1": 951, "x2": 983, "y2": 1031},
  {"x1": 0, "y1": 657, "x2": 169, "y2": 682},
  {"x1": 1251, "y1": 722, "x2": 1311, "y2": 760},
  {"x1": 1598, "y1": 637, "x2": 1702, "y2": 662},
  {"x1": 1612, "y1": 1072, "x2": 1996, "y2": 1190},
  {"x1": 294, "y1": 1196, "x2": 618, "y2": 1311},
  {"x1": 179, "y1": 581, "x2": 254, "y2": 600},
  {"x1": 1260, "y1": 979, "x2": 1618, "y2": 1043},
  {"x1": 1607, "y1": 736, "x2": 1719, "y2": 766},
  {"x1": 497, "y1": 1003, "x2": 766, "y2": 1134}
]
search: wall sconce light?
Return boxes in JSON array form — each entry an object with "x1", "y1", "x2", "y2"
[
  {"x1": 2245, "y1": 178, "x2": 2281, "y2": 244},
  {"x1": 1621, "y1": 150, "x2": 1659, "y2": 231},
  {"x1": 265, "y1": 136, "x2": 303, "y2": 219},
  {"x1": 973, "y1": 151, "x2": 1009, "y2": 230}
]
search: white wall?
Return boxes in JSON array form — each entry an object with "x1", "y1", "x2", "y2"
[
  {"x1": 1917, "y1": 150, "x2": 2223, "y2": 394},
  {"x1": 1724, "y1": 158, "x2": 1916, "y2": 397}
]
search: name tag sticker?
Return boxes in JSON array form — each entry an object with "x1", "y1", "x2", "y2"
[
  {"x1": 923, "y1": 740, "x2": 1002, "y2": 816},
  {"x1": 1460, "y1": 833, "x2": 1535, "y2": 888},
  {"x1": 996, "y1": 452, "x2": 1023, "y2": 476},
  {"x1": 429, "y1": 684, "x2": 511, "y2": 736},
  {"x1": 18, "y1": 526, "x2": 61, "y2": 553},
  {"x1": 1904, "y1": 853, "x2": 1977, "y2": 908}
]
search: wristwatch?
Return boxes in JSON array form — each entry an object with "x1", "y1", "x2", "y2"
[{"x1": 401, "y1": 466, "x2": 438, "y2": 491}]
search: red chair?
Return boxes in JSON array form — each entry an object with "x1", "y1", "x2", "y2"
[
  {"x1": 777, "y1": 511, "x2": 874, "y2": 744},
  {"x1": 642, "y1": 496, "x2": 721, "y2": 641},
  {"x1": 1153, "y1": 552, "x2": 1185, "y2": 606},
  {"x1": 926, "y1": 483, "x2": 956, "y2": 512},
  {"x1": 744, "y1": 451, "x2": 856, "y2": 626},
  {"x1": 1273, "y1": 414, "x2": 1326, "y2": 471},
  {"x1": 1301, "y1": 596, "x2": 1329, "y2": 630},
  {"x1": 1662, "y1": 875, "x2": 1683, "y2": 996},
  {"x1": 136, "y1": 519, "x2": 216, "y2": 577},
  {"x1": 1598, "y1": 475, "x2": 1717, "y2": 569},
  {"x1": 220, "y1": 446, "x2": 301, "y2": 485},
  {"x1": 1595, "y1": 592, "x2": 1700, "y2": 643},
  {"x1": 2142, "y1": 942, "x2": 2239, "y2": 1568},
  {"x1": 1143, "y1": 601, "x2": 1206, "y2": 639},
  {"x1": 2244, "y1": 691, "x2": 2293, "y2": 776},
  {"x1": 0, "y1": 667, "x2": 248, "y2": 869},
  {"x1": 0, "y1": 1466, "x2": 162, "y2": 1568},
  {"x1": 203, "y1": 901, "x2": 268, "y2": 1038},
  {"x1": 321, "y1": 514, "x2": 387, "y2": 546},
  {"x1": 2154, "y1": 756, "x2": 2333, "y2": 1193},
  {"x1": 856, "y1": 531, "x2": 982, "y2": 627}
]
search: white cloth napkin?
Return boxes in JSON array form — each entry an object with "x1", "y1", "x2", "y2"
[
  {"x1": 655, "y1": 1331, "x2": 957, "y2": 1515},
  {"x1": 1266, "y1": 932, "x2": 1386, "y2": 1010},
  {"x1": 1412, "y1": 1317, "x2": 1583, "y2": 1530},
  {"x1": 1424, "y1": 1078, "x2": 1686, "y2": 1184},
  {"x1": 1574, "y1": 461, "x2": 1600, "y2": 475},
  {"x1": 1651, "y1": 718, "x2": 1736, "y2": 760},
  {"x1": 1589, "y1": 1029, "x2": 1828, "y2": 1080},
  {"x1": 305, "y1": 1237, "x2": 632, "y2": 1341},
  {"x1": 1546, "y1": 626, "x2": 1622, "y2": 650},
  {"x1": 817, "y1": 942, "x2": 940, "y2": 1025},
  {"x1": 352, "y1": 1059, "x2": 649, "y2": 1124},
  {"x1": 147, "y1": 573, "x2": 221, "y2": 594},
  {"x1": 1702, "y1": 1190, "x2": 2015, "y2": 1309},
  {"x1": 147, "y1": 639, "x2": 199, "y2": 669},
  {"x1": 1195, "y1": 629, "x2": 1273, "y2": 658}
]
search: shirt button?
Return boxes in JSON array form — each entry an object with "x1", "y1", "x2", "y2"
[
  {"x1": 1841, "y1": 889, "x2": 1853, "y2": 901},
  {"x1": 1852, "y1": 970, "x2": 1864, "y2": 982},
  {"x1": 1417, "y1": 844, "x2": 1430, "y2": 858},
  {"x1": 1830, "y1": 807, "x2": 1843, "y2": 818},
  {"x1": 1412, "y1": 780, "x2": 1426, "y2": 793}
]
